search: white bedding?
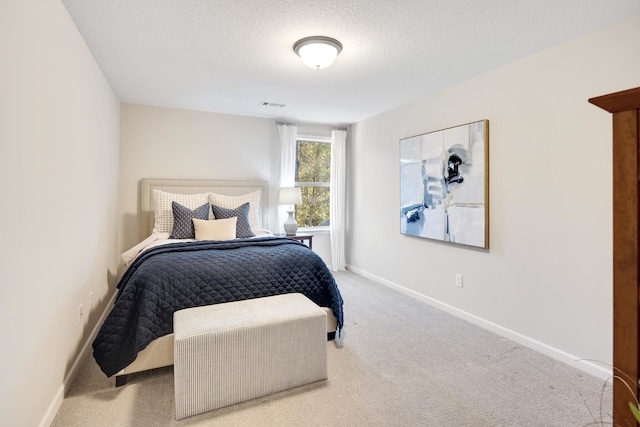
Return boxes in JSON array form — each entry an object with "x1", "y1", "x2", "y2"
[{"x1": 121, "y1": 228, "x2": 274, "y2": 267}]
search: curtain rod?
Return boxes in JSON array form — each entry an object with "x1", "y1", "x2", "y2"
[{"x1": 276, "y1": 120, "x2": 348, "y2": 132}]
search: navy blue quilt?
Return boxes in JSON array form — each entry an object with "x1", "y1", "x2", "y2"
[{"x1": 92, "y1": 236, "x2": 344, "y2": 377}]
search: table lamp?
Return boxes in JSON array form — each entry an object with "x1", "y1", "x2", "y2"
[{"x1": 279, "y1": 187, "x2": 302, "y2": 235}]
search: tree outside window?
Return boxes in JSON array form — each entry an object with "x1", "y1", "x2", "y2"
[{"x1": 295, "y1": 139, "x2": 330, "y2": 227}]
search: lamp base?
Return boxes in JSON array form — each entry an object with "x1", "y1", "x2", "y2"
[{"x1": 283, "y1": 210, "x2": 298, "y2": 236}]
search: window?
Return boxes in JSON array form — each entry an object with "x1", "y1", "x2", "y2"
[{"x1": 295, "y1": 138, "x2": 331, "y2": 228}]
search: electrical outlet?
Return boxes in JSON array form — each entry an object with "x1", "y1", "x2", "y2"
[
  {"x1": 78, "y1": 304, "x2": 84, "y2": 324},
  {"x1": 89, "y1": 292, "x2": 93, "y2": 309},
  {"x1": 456, "y1": 274, "x2": 463, "y2": 288}
]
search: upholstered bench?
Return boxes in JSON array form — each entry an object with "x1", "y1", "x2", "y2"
[{"x1": 173, "y1": 293, "x2": 328, "y2": 420}]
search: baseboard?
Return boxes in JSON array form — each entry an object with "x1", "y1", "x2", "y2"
[
  {"x1": 347, "y1": 265, "x2": 612, "y2": 381},
  {"x1": 39, "y1": 291, "x2": 118, "y2": 427},
  {"x1": 37, "y1": 384, "x2": 64, "y2": 427}
]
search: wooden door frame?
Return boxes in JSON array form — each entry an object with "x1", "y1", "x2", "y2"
[{"x1": 590, "y1": 87, "x2": 640, "y2": 426}]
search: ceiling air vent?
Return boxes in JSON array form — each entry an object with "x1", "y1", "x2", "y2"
[{"x1": 259, "y1": 101, "x2": 286, "y2": 108}]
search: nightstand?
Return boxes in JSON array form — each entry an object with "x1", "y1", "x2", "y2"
[{"x1": 282, "y1": 233, "x2": 313, "y2": 249}]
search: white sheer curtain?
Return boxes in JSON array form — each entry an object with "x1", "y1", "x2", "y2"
[
  {"x1": 330, "y1": 129, "x2": 347, "y2": 271},
  {"x1": 277, "y1": 123, "x2": 298, "y2": 235}
]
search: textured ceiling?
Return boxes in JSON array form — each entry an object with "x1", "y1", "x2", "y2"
[{"x1": 61, "y1": 0, "x2": 640, "y2": 125}]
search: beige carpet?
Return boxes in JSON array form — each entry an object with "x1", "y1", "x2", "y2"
[{"x1": 52, "y1": 271, "x2": 612, "y2": 426}]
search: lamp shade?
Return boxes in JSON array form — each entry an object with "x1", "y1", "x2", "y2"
[
  {"x1": 279, "y1": 187, "x2": 302, "y2": 205},
  {"x1": 293, "y1": 36, "x2": 342, "y2": 70}
]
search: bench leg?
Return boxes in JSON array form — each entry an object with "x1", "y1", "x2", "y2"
[{"x1": 115, "y1": 375, "x2": 128, "y2": 387}]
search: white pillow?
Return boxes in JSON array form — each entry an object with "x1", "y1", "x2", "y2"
[
  {"x1": 193, "y1": 217, "x2": 237, "y2": 241},
  {"x1": 153, "y1": 189, "x2": 210, "y2": 234},
  {"x1": 209, "y1": 190, "x2": 261, "y2": 229}
]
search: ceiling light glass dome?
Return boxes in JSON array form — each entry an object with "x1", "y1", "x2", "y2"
[{"x1": 293, "y1": 36, "x2": 343, "y2": 70}]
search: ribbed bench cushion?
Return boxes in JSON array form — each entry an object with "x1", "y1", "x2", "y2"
[{"x1": 174, "y1": 293, "x2": 328, "y2": 420}]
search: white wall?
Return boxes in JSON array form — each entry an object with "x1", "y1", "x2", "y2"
[
  {"x1": 119, "y1": 104, "x2": 334, "y2": 263},
  {"x1": 119, "y1": 104, "x2": 279, "y2": 252},
  {"x1": 0, "y1": 1, "x2": 120, "y2": 426},
  {"x1": 348, "y1": 13, "x2": 640, "y2": 377}
]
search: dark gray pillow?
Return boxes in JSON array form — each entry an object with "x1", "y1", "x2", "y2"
[
  {"x1": 170, "y1": 202, "x2": 210, "y2": 239},
  {"x1": 211, "y1": 203, "x2": 255, "y2": 238}
]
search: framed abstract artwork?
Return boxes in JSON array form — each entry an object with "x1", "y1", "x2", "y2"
[{"x1": 399, "y1": 120, "x2": 489, "y2": 248}]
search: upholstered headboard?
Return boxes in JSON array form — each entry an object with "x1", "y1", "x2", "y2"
[{"x1": 139, "y1": 178, "x2": 269, "y2": 241}]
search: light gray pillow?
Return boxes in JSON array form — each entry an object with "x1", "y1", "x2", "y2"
[
  {"x1": 209, "y1": 190, "x2": 261, "y2": 229},
  {"x1": 152, "y1": 189, "x2": 210, "y2": 234}
]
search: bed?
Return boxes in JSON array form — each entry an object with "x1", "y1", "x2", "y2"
[{"x1": 92, "y1": 178, "x2": 343, "y2": 386}]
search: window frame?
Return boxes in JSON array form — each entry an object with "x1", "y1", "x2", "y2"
[{"x1": 295, "y1": 135, "x2": 331, "y2": 232}]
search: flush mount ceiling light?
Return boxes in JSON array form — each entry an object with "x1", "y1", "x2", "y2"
[{"x1": 293, "y1": 36, "x2": 343, "y2": 70}]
